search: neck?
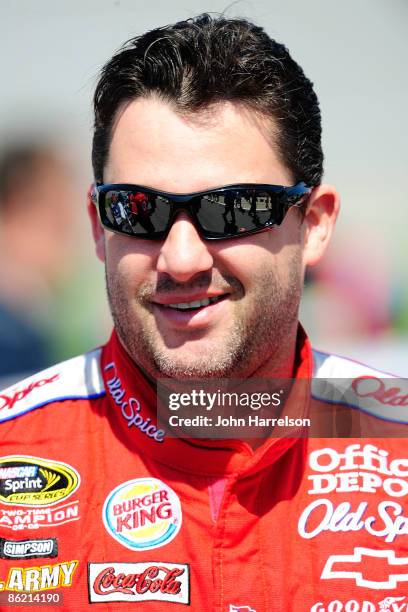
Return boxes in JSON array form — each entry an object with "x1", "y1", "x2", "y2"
[{"x1": 249, "y1": 322, "x2": 299, "y2": 379}]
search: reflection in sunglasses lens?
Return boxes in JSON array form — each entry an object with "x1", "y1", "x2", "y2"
[
  {"x1": 196, "y1": 190, "x2": 280, "y2": 237},
  {"x1": 105, "y1": 190, "x2": 172, "y2": 235},
  {"x1": 101, "y1": 188, "x2": 289, "y2": 239}
]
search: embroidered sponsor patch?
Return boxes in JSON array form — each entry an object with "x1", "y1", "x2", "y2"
[
  {"x1": 103, "y1": 478, "x2": 182, "y2": 551},
  {"x1": 0, "y1": 500, "x2": 80, "y2": 531},
  {"x1": 0, "y1": 456, "x2": 80, "y2": 506},
  {"x1": 298, "y1": 444, "x2": 408, "y2": 544},
  {"x1": 0, "y1": 537, "x2": 58, "y2": 559},
  {"x1": 0, "y1": 375, "x2": 59, "y2": 411},
  {"x1": 88, "y1": 562, "x2": 189, "y2": 604},
  {"x1": 0, "y1": 349, "x2": 105, "y2": 423},
  {"x1": 104, "y1": 361, "x2": 165, "y2": 442},
  {"x1": 0, "y1": 560, "x2": 77, "y2": 592},
  {"x1": 321, "y1": 547, "x2": 408, "y2": 590},
  {"x1": 306, "y1": 443, "x2": 408, "y2": 498},
  {"x1": 311, "y1": 596, "x2": 407, "y2": 611}
]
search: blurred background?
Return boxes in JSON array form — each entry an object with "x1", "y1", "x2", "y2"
[{"x1": 0, "y1": 0, "x2": 406, "y2": 384}]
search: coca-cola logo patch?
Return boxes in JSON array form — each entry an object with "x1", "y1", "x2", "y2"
[{"x1": 88, "y1": 562, "x2": 190, "y2": 604}]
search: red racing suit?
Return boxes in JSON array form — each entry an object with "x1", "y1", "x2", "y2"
[{"x1": 0, "y1": 328, "x2": 407, "y2": 612}]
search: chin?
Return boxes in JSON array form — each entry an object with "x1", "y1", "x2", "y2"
[{"x1": 152, "y1": 351, "x2": 235, "y2": 380}]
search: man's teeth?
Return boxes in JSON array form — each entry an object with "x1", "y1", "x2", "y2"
[{"x1": 167, "y1": 297, "x2": 220, "y2": 310}]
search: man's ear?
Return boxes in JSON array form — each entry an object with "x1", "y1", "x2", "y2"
[
  {"x1": 302, "y1": 184, "x2": 340, "y2": 267},
  {"x1": 87, "y1": 190, "x2": 106, "y2": 262}
]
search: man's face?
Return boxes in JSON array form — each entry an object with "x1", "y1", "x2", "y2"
[{"x1": 97, "y1": 98, "x2": 306, "y2": 379}]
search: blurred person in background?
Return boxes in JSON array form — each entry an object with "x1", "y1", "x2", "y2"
[
  {"x1": 303, "y1": 230, "x2": 393, "y2": 339},
  {"x1": 0, "y1": 142, "x2": 74, "y2": 385}
]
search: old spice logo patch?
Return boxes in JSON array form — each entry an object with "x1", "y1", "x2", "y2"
[
  {"x1": 103, "y1": 478, "x2": 182, "y2": 551},
  {"x1": 352, "y1": 377, "x2": 408, "y2": 407},
  {"x1": 0, "y1": 350, "x2": 105, "y2": 425},
  {"x1": 0, "y1": 456, "x2": 80, "y2": 506},
  {"x1": 0, "y1": 375, "x2": 59, "y2": 411},
  {"x1": 104, "y1": 362, "x2": 165, "y2": 442},
  {"x1": 0, "y1": 560, "x2": 77, "y2": 592},
  {"x1": 88, "y1": 562, "x2": 189, "y2": 604}
]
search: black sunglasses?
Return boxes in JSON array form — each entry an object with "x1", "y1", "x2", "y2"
[{"x1": 92, "y1": 182, "x2": 311, "y2": 241}]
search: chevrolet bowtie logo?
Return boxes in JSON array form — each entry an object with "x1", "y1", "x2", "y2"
[{"x1": 322, "y1": 547, "x2": 408, "y2": 589}]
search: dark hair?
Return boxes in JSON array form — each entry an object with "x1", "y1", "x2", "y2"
[{"x1": 92, "y1": 13, "x2": 323, "y2": 185}]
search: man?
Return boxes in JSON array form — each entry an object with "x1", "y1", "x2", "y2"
[{"x1": 0, "y1": 14, "x2": 405, "y2": 612}]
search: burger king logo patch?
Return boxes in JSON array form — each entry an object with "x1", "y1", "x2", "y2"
[{"x1": 102, "y1": 478, "x2": 182, "y2": 550}]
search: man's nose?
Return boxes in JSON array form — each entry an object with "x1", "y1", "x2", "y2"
[{"x1": 156, "y1": 213, "x2": 214, "y2": 282}]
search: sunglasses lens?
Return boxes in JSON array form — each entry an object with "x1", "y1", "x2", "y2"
[
  {"x1": 196, "y1": 190, "x2": 284, "y2": 238},
  {"x1": 97, "y1": 184, "x2": 308, "y2": 240},
  {"x1": 101, "y1": 190, "x2": 170, "y2": 236}
]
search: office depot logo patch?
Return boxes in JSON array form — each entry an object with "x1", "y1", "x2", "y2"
[
  {"x1": 0, "y1": 456, "x2": 79, "y2": 506},
  {"x1": 307, "y1": 444, "x2": 408, "y2": 498},
  {"x1": 0, "y1": 560, "x2": 77, "y2": 592},
  {"x1": 88, "y1": 562, "x2": 189, "y2": 604},
  {"x1": 0, "y1": 537, "x2": 58, "y2": 560},
  {"x1": 103, "y1": 478, "x2": 182, "y2": 551}
]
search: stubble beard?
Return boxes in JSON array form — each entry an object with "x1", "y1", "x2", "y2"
[{"x1": 106, "y1": 253, "x2": 302, "y2": 380}]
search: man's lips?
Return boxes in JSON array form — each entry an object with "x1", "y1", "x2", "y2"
[
  {"x1": 149, "y1": 292, "x2": 231, "y2": 328},
  {"x1": 152, "y1": 292, "x2": 229, "y2": 310}
]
